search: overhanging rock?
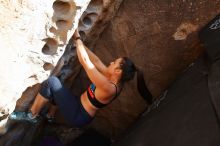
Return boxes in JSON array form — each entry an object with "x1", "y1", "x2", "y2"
[{"x1": 0, "y1": 0, "x2": 90, "y2": 135}]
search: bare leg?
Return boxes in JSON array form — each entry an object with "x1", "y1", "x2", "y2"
[{"x1": 30, "y1": 93, "x2": 49, "y2": 117}]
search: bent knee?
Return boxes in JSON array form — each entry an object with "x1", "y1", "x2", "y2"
[
  {"x1": 47, "y1": 76, "x2": 62, "y2": 91},
  {"x1": 47, "y1": 76, "x2": 60, "y2": 85}
]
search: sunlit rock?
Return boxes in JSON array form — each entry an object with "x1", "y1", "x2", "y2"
[{"x1": 0, "y1": 0, "x2": 90, "y2": 135}]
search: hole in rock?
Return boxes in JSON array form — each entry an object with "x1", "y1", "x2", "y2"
[
  {"x1": 42, "y1": 38, "x2": 58, "y2": 55},
  {"x1": 43, "y1": 62, "x2": 54, "y2": 71},
  {"x1": 49, "y1": 27, "x2": 57, "y2": 33},
  {"x1": 87, "y1": 0, "x2": 103, "y2": 14},
  {"x1": 82, "y1": 13, "x2": 98, "y2": 27},
  {"x1": 83, "y1": 16, "x2": 92, "y2": 26},
  {"x1": 79, "y1": 31, "x2": 86, "y2": 41},
  {"x1": 56, "y1": 20, "x2": 72, "y2": 30},
  {"x1": 53, "y1": 1, "x2": 71, "y2": 16}
]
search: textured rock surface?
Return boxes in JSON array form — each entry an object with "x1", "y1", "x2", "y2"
[
  {"x1": 0, "y1": 0, "x2": 90, "y2": 135},
  {"x1": 112, "y1": 56, "x2": 220, "y2": 146},
  {"x1": 56, "y1": 0, "x2": 124, "y2": 83},
  {"x1": 0, "y1": 0, "x2": 123, "y2": 145},
  {"x1": 71, "y1": 0, "x2": 220, "y2": 138},
  {"x1": 1, "y1": 0, "x2": 220, "y2": 145}
]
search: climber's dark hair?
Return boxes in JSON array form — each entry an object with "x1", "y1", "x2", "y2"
[
  {"x1": 120, "y1": 57, "x2": 153, "y2": 104},
  {"x1": 120, "y1": 57, "x2": 136, "y2": 82}
]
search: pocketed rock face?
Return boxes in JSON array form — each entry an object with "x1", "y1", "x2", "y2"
[
  {"x1": 0, "y1": 0, "x2": 90, "y2": 135},
  {"x1": 56, "y1": 0, "x2": 124, "y2": 84},
  {"x1": 1, "y1": 0, "x2": 220, "y2": 144}
]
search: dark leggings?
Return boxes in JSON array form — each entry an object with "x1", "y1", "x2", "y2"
[{"x1": 39, "y1": 76, "x2": 93, "y2": 127}]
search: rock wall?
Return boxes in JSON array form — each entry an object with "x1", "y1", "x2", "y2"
[
  {"x1": 72, "y1": 0, "x2": 220, "y2": 138},
  {"x1": 56, "y1": 0, "x2": 123, "y2": 83},
  {"x1": 0, "y1": 0, "x2": 90, "y2": 135},
  {"x1": 0, "y1": 0, "x2": 124, "y2": 145},
  {"x1": 1, "y1": 0, "x2": 220, "y2": 144}
]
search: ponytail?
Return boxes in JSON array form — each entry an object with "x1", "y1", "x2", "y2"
[
  {"x1": 119, "y1": 57, "x2": 153, "y2": 104},
  {"x1": 136, "y1": 68, "x2": 153, "y2": 104}
]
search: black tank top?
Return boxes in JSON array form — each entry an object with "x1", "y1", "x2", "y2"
[{"x1": 86, "y1": 82, "x2": 119, "y2": 108}]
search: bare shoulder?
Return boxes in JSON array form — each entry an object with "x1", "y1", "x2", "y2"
[
  {"x1": 97, "y1": 81, "x2": 116, "y2": 94},
  {"x1": 95, "y1": 83, "x2": 116, "y2": 102}
]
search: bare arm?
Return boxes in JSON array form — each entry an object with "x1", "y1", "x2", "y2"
[
  {"x1": 73, "y1": 30, "x2": 113, "y2": 93},
  {"x1": 83, "y1": 45, "x2": 108, "y2": 75}
]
